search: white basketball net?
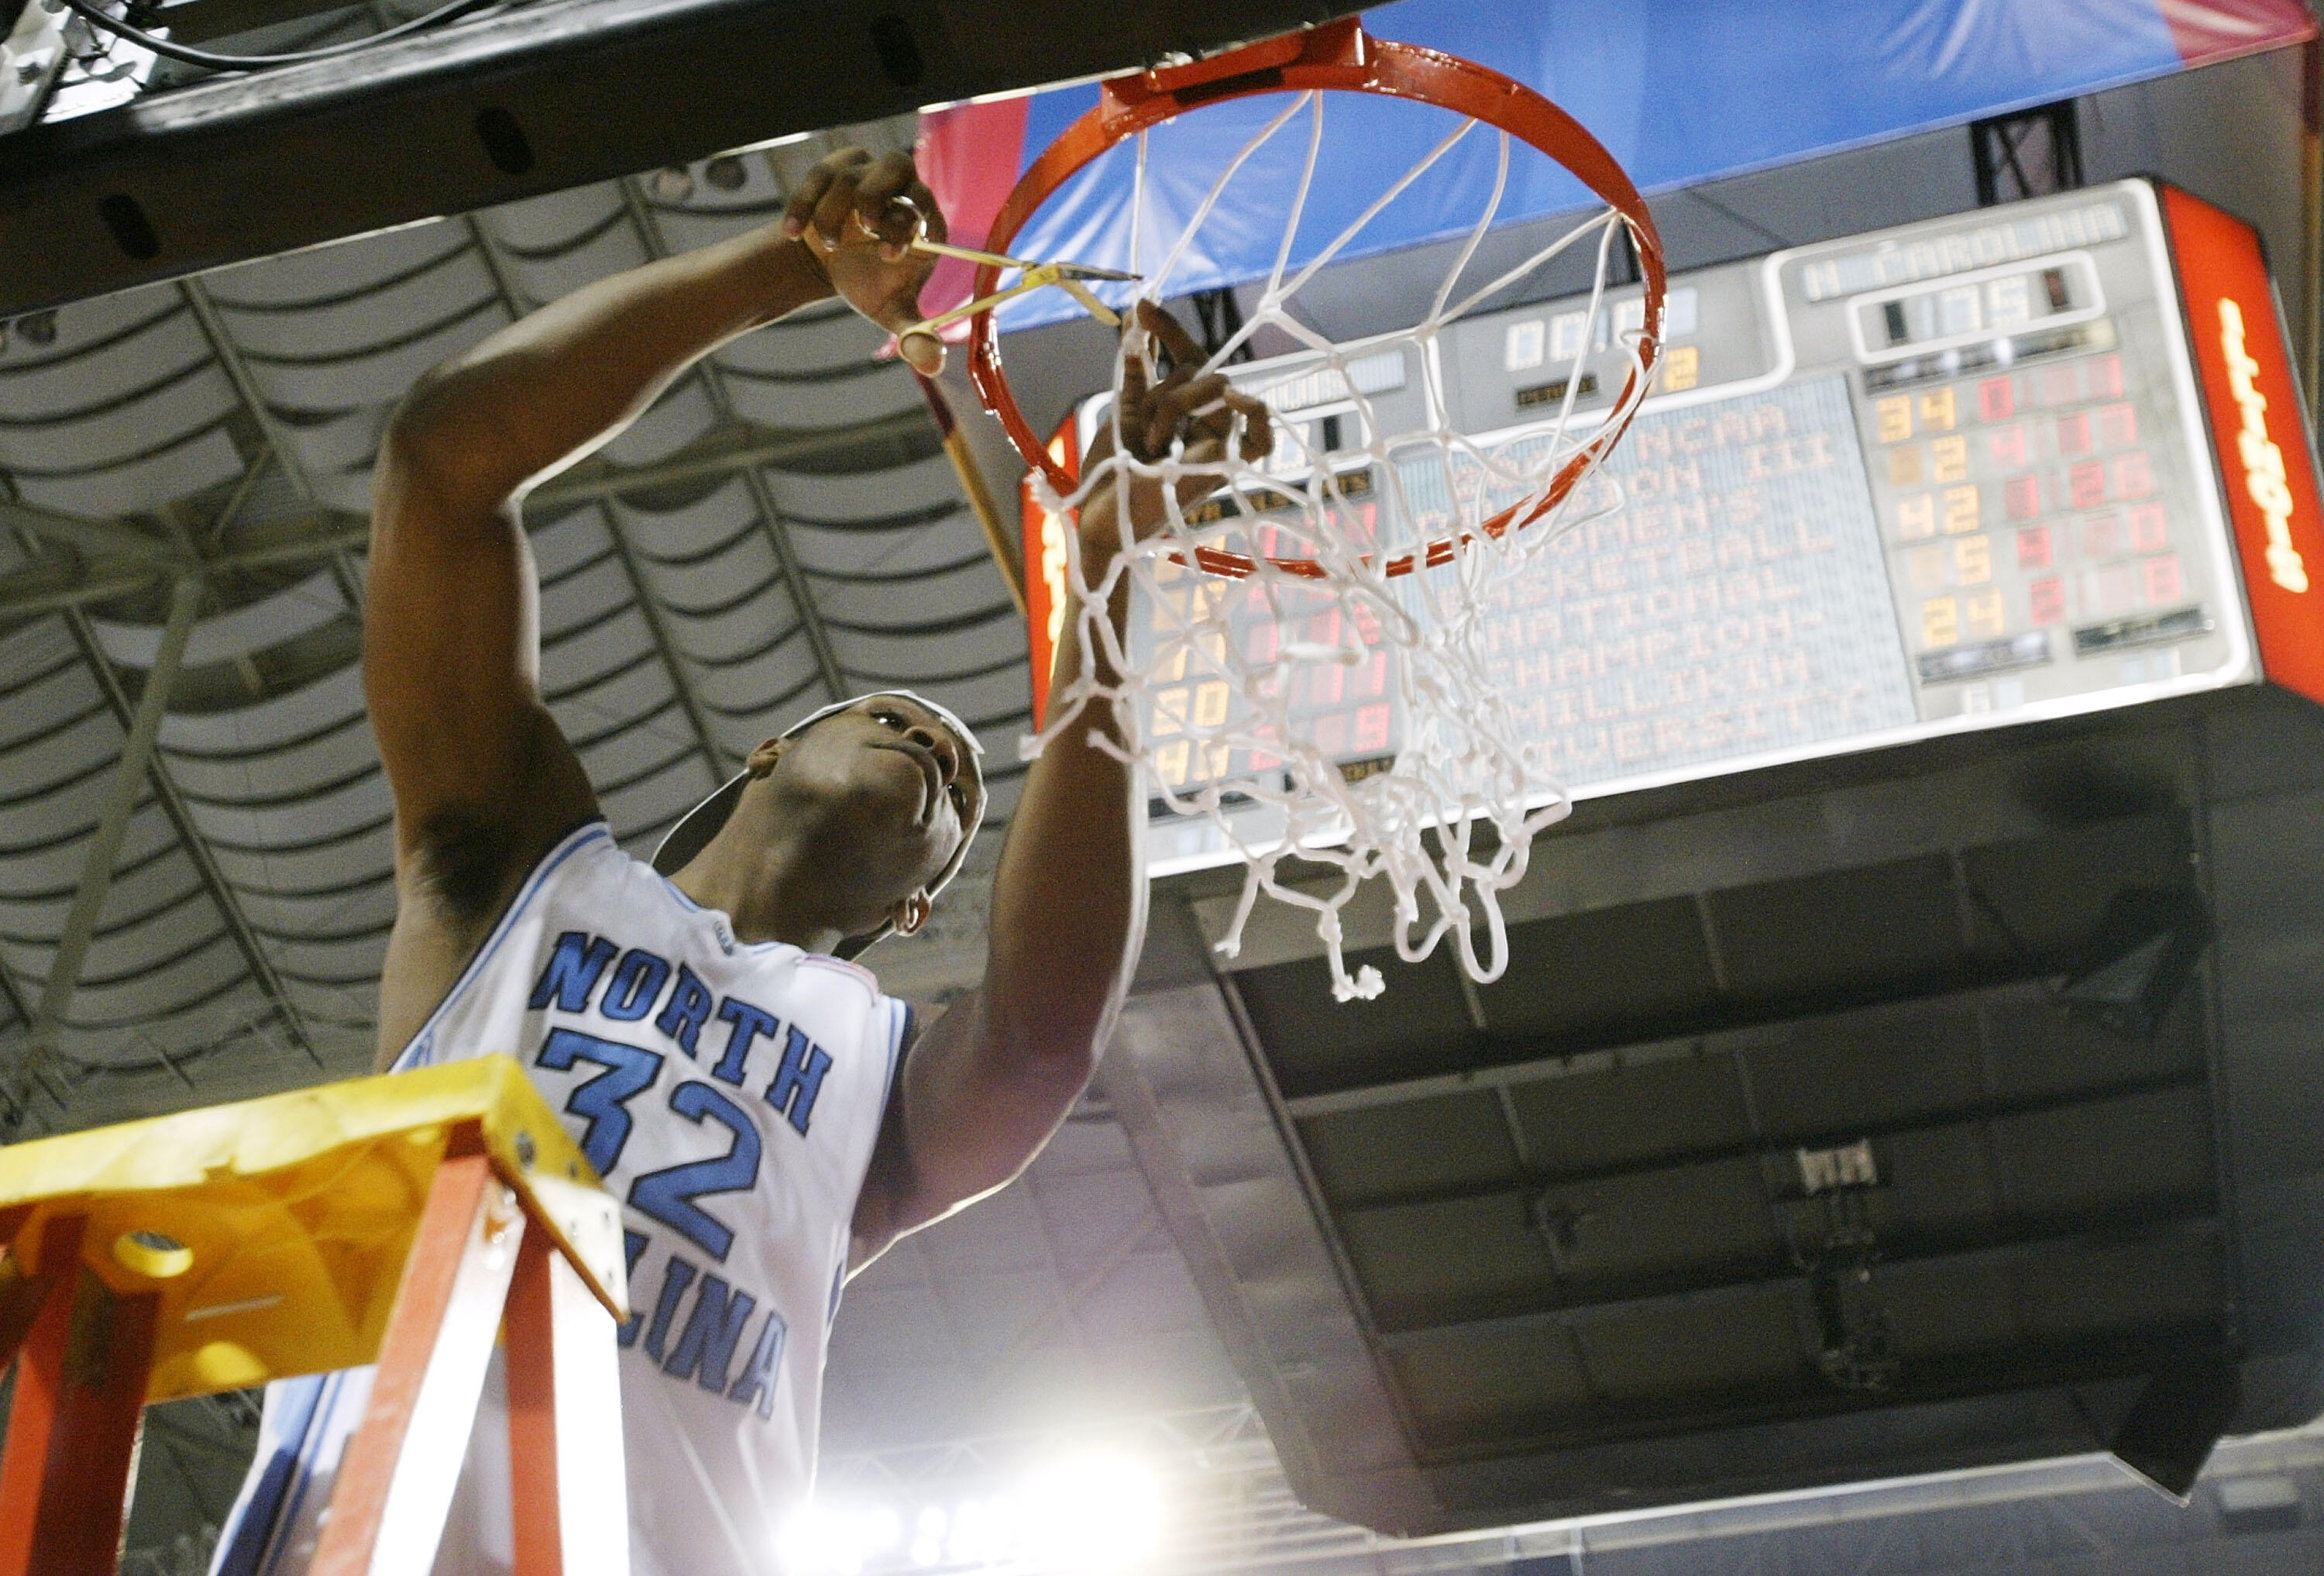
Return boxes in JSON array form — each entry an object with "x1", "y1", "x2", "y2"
[{"x1": 1023, "y1": 91, "x2": 1659, "y2": 1000}]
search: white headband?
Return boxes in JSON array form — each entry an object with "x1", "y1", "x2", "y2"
[{"x1": 649, "y1": 690, "x2": 986, "y2": 958}]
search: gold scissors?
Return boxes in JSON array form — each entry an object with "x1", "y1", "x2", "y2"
[{"x1": 904, "y1": 238, "x2": 1141, "y2": 332}]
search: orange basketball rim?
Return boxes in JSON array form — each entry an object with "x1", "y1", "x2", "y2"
[{"x1": 964, "y1": 17, "x2": 1667, "y2": 580}]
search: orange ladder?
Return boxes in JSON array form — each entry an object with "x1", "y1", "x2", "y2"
[{"x1": 0, "y1": 1055, "x2": 631, "y2": 1576}]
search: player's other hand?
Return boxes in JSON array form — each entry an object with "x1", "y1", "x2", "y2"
[
  {"x1": 1085, "y1": 301, "x2": 1273, "y2": 544},
  {"x1": 782, "y1": 147, "x2": 947, "y2": 373}
]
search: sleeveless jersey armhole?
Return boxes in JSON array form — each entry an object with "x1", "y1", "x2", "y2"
[
  {"x1": 390, "y1": 819, "x2": 613, "y2": 1072},
  {"x1": 883, "y1": 1000, "x2": 916, "y2": 1110}
]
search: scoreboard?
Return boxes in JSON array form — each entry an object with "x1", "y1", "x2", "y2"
[{"x1": 1019, "y1": 181, "x2": 2324, "y2": 873}]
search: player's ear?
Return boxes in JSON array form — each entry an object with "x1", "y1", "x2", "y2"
[
  {"x1": 745, "y1": 736, "x2": 786, "y2": 776},
  {"x1": 889, "y1": 890, "x2": 932, "y2": 937}
]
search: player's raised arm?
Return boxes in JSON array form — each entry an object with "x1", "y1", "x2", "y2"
[
  {"x1": 854, "y1": 304, "x2": 1269, "y2": 1262},
  {"x1": 365, "y1": 149, "x2": 944, "y2": 1058}
]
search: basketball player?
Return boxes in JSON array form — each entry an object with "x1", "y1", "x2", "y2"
[{"x1": 209, "y1": 148, "x2": 1268, "y2": 1576}]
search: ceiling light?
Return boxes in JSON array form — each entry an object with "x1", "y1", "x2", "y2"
[
  {"x1": 779, "y1": 1505, "x2": 861, "y2": 1576},
  {"x1": 909, "y1": 1506, "x2": 944, "y2": 1567},
  {"x1": 1016, "y1": 1453, "x2": 1164, "y2": 1572},
  {"x1": 780, "y1": 1501, "x2": 902, "y2": 1576}
]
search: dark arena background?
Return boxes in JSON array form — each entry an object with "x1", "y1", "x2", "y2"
[{"x1": 5, "y1": 0, "x2": 2324, "y2": 1573}]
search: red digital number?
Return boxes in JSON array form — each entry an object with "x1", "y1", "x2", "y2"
[{"x1": 2056, "y1": 410, "x2": 2093, "y2": 457}]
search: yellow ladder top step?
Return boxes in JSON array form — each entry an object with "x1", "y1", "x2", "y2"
[{"x1": 0, "y1": 1055, "x2": 624, "y2": 1403}]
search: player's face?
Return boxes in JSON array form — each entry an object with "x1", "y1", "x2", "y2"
[{"x1": 771, "y1": 697, "x2": 980, "y2": 899}]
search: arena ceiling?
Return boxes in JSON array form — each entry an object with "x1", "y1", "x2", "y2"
[{"x1": 0, "y1": 115, "x2": 1037, "y2": 1129}]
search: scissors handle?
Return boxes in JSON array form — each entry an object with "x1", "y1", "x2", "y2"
[{"x1": 898, "y1": 236, "x2": 1140, "y2": 341}]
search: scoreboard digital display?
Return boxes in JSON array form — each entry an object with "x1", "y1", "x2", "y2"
[
  {"x1": 1023, "y1": 181, "x2": 2322, "y2": 875},
  {"x1": 1468, "y1": 374, "x2": 1918, "y2": 783}
]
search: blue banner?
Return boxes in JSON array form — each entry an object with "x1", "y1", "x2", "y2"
[{"x1": 940, "y1": 0, "x2": 2308, "y2": 329}]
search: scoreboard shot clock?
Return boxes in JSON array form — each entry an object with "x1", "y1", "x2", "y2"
[{"x1": 1021, "y1": 178, "x2": 2324, "y2": 874}]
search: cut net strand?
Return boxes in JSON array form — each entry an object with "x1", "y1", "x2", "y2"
[{"x1": 1026, "y1": 90, "x2": 1658, "y2": 1000}]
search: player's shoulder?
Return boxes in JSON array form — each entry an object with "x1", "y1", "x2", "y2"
[
  {"x1": 531, "y1": 817, "x2": 624, "y2": 878},
  {"x1": 792, "y1": 952, "x2": 899, "y2": 1027},
  {"x1": 797, "y1": 951, "x2": 881, "y2": 993},
  {"x1": 535, "y1": 820, "x2": 685, "y2": 907}
]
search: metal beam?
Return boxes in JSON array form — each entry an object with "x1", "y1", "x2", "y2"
[
  {"x1": 152, "y1": 0, "x2": 366, "y2": 46},
  {"x1": 201, "y1": 446, "x2": 279, "y2": 552},
  {"x1": 0, "y1": 511, "x2": 370, "y2": 618},
  {"x1": 0, "y1": 498, "x2": 171, "y2": 563},
  {"x1": 1373, "y1": 1210, "x2": 2223, "y2": 1350},
  {"x1": 0, "y1": 557, "x2": 162, "y2": 621},
  {"x1": 619, "y1": 179, "x2": 849, "y2": 703},
  {"x1": 62, "y1": 605, "x2": 321, "y2": 1068},
  {"x1": 180, "y1": 275, "x2": 373, "y2": 612},
  {"x1": 0, "y1": 954, "x2": 30, "y2": 1037},
  {"x1": 182, "y1": 280, "x2": 315, "y2": 501},
  {"x1": 464, "y1": 214, "x2": 733, "y2": 776},
  {"x1": 1328, "y1": 1070, "x2": 2205, "y2": 1220},
  {"x1": 530, "y1": 404, "x2": 939, "y2": 507},
  {"x1": 8, "y1": 576, "x2": 201, "y2": 1123},
  {"x1": 0, "y1": 395, "x2": 944, "y2": 618},
  {"x1": 0, "y1": 0, "x2": 1365, "y2": 317},
  {"x1": 1280, "y1": 976, "x2": 2080, "y2": 1121},
  {"x1": 0, "y1": 954, "x2": 43, "y2": 1128}
]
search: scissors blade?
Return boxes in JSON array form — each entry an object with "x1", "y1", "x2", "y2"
[
  {"x1": 905, "y1": 275, "x2": 1050, "y2": 337},
  {"x1": 1057, "y1": 277, "x2": 1122, "y2": 328},
  {"x1": 911, "y1": 236, "x2": 1141, "y2": 284},
  {"x1": 910, "y1": 237, "x2": 1032, "y2": 271}
]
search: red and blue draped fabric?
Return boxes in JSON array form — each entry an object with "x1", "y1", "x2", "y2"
[{"x1": 916, "y1": 0, "x2": 2313, "y2": 332}]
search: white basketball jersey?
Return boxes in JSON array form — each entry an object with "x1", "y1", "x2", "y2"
[{"x1": 211, "y1": 821, "x2": 909, "y2": 1576}]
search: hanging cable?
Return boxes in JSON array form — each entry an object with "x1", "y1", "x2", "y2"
[{"x1": 54, "y1": 0, "x2": 494, "y2": 71}]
